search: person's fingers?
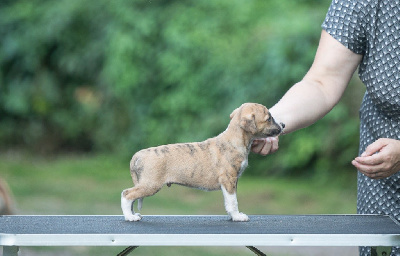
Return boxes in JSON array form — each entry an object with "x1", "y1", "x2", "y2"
[
  {"x1": 251, "y1": 139, "x2": 266, "y2": 154},
  {"x1": 259, "y1": 138, "x2": 273, "y2": 156},
  {"x1": 352, "y1": 160, "x2": 377, "y2": 173},
  {"x1": 352, "y1": 157, "x2": 389, "y2": 179},
  {"x1": 269, "y1": 137, "x2": 279, "y2": 153},
  {"x1": 360, "y1": 138, "x2": 388, "y2": 157},
  {"x1": 353, "y1": 139, "x2": 400, "y2": 180},
  {"x1": 354, "y1": 154, "x2": 384, "y2": 166},
  {"x1": 251, "y1": 137, "x2": 280, "y2": 155}
]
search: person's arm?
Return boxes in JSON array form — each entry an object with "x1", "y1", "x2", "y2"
[
  {"x1": 270, "y1": 30, "x2": 362, "y2": 133},
  {"x1": 251, "y1": 30, "x2": 362, "y2": 155}
]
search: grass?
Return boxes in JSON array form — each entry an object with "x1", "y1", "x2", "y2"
[{"x1": 0, "y1": 152, "x2": 357, "y2": 256}]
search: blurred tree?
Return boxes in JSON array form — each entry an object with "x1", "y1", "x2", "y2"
[{"x1": 0, "y1": 0, "x2": 362, "y2": 178}]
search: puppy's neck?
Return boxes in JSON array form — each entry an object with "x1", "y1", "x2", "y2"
[{"x1": 220, "y1": 122, "x2": 253, "y2": 155}]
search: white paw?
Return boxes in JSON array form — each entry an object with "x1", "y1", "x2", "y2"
[
  {"x1": 231, "y1": 212, "x2": 249, "y2": 222},
  {"x1": 124, "y1": 213, "x2": 142, "y2": 222}
]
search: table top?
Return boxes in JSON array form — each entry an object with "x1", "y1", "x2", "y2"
[{"x1": 1, "y1": 215, "x2": 400, "y2": 246}]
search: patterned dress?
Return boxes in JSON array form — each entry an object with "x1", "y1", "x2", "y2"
[{"x1": 322, "y1": 0, "x2": 400, "y2": 255}]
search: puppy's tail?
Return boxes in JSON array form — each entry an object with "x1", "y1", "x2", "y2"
[{"x1": 137, "y1": 198, "x2": 143, "y2": 211}]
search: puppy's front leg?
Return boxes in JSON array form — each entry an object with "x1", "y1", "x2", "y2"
[{"x1": 221, "y1": 185, "x2": 249, "y2": 222}]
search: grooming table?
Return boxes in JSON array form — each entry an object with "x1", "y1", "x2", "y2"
[{"x1": 1, "y1": 215, "x2": 400, "y2": 255}]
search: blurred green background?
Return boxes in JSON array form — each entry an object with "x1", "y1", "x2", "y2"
[
  {"x1": 0, "y1": 0, "x2": 365, "y2": 178},
  {"x1": 1, "y1": 0, "x2": 362, "y2": 255}
]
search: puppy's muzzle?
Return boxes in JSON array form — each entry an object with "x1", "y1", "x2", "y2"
[{"x1": 267, "y1": 122, "x2": 285, "y2": 137}]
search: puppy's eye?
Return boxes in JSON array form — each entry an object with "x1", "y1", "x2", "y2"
[{"x1": 266, "y1": 116, "x2": 271, "y2": 122}]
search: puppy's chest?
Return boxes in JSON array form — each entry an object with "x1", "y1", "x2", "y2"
[{"x1": 238, "y1": 158, "x2": 248, "y2": 177}]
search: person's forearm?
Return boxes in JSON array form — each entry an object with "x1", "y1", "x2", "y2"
[
  {"x1": 270, "y1": 30, "x2": 362, "y2": 134},
  {"x1": 270, "y1": 77, "x2": 340, "y2": 134}
]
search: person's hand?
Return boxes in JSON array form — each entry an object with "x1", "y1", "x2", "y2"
[
  {"x1": 251, "y1": 137, "x2": 279, "y2": 156},
  {"x1": 352, "y1": 138, "x2": 400, "y2": 179}
]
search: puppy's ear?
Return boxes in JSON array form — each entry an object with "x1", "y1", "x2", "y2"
[
  {"x1": 230, "y1": 108, "x2": 240, "y2": 120},
  {"x1": 240, "y1": 113, "x2": 257, "y2": 133}
]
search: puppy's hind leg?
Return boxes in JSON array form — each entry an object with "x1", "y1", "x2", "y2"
[
  {"x1": 121, "y1": 184, "x2": 162, "y2": 221},
  {"x1": 121, "y1": 189, "x2": 141, "y2": 221}
]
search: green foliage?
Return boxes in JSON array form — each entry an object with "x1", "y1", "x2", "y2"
[{"x1": 0, "y1": 0, "x2": 362, "y2": 178}]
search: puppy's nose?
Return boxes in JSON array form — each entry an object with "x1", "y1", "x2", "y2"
[{"x1": 280, "y1": 122, "x2": 285, "y2": 129}]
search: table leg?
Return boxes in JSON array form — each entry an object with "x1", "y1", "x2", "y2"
[{"x1": 246, "y1": 246, "x2": 266, "y2": 256}]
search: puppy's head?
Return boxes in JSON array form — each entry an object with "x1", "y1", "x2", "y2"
[{"x1": 230, "y1": 103, "x2": 284, "y2": 138}]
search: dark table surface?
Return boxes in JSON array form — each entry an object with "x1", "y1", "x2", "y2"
[{"x1": 1, "y1": 214, "x2": 400, "y2": 235}]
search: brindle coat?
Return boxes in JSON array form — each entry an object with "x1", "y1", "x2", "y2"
[{"x1": 121, "y1": 103, "x2": 283, "y2": 221}]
